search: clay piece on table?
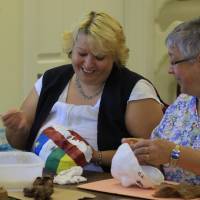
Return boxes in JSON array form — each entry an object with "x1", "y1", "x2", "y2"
[
  {"x1": 23, "y1": 176, "x2": 54, "y2": 200},
  {"x1": 153, "y1": 182, "x2": 200, "y2": 199},
  {"x1": 0, "y1": 186, "x2": 8, "y2": 200}
]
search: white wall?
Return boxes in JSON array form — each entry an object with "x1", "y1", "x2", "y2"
[
  {"x1": 124, "y1": 0, "x2": 155, "y2": 80},
  {"x1": 0, "y1": 0, "x2": 23, "y2": 127}
]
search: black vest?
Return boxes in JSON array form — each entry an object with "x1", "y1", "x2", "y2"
[{"x1": 26, "y1": 64, "x2": 145, "y2": 170}]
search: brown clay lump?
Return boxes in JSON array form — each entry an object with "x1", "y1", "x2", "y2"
[
  {"x1": 0, "y1": 186, "x2": 8, "y2": 200},
  {"x1": 23, "y1": 176, "x2": 54, "y2": 200}
]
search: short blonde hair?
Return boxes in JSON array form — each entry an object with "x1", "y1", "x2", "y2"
[{"x1": 63, "y1": 11, "x2": 129, "y2": 66}]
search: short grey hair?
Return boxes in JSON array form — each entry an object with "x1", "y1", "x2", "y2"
[{"x1": 166, "y1": 17, "x2": 200, "y2": 58}]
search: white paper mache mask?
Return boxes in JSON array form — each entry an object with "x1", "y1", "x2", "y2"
[{"x1": 111, "y1": 143, "x2": 164, "y2": 188}]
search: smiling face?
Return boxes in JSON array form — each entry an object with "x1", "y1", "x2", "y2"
[
  {"x1": 71, "y1": 33, "x2": 114, "y2": 86},
  {"x1": 168, "y1": 46, "x2": 200, "y2": 97}
]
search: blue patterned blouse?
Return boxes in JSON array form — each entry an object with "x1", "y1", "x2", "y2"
[{"x1": 151, "y1": 94, "x2": 200, "y2": 184}]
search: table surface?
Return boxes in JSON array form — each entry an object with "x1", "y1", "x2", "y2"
[{"x1": 57, "y1": 171, "x2": 145, "y2": 200}]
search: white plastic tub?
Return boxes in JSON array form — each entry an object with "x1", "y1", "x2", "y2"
[{"x1": 0, "y1": 151, "x2": 44, "y2": 190}]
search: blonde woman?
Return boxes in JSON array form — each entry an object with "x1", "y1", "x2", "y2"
[{"x1": 2, "y1": 11, "x2": 163, "y2": 172}]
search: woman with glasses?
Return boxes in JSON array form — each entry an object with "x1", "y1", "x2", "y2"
[{"x1": 124, "y1": 17, "x2": 200, "y2": 184}]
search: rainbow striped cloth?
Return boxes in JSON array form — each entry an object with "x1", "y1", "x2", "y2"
[{"x1": 33, "y1": 125, "x2": 92, "y2": 174}]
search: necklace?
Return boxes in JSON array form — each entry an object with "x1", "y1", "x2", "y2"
[{"x1": 75, "y1": 76, "x2": 103, "y2": 100}]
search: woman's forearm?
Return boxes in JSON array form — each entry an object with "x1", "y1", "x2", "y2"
[
  {"x1": 92, "y1": 150, "x2": 116, "y2": 166},
  {"x1": 176, "y1": 146, "x2": 200, "y2": 175},
  {"x1": 6, "y1": 126, "x2": 30, "y2": 150}
]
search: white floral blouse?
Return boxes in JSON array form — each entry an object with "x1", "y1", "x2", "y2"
[{"x1": 151, "y1": 94, "x2": 200, "y2": 184}]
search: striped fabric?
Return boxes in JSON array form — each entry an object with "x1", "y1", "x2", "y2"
[{"x1": 33, "y1": 126, "x2": 92, "y2": 174}]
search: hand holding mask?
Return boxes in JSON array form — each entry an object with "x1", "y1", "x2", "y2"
[{"x1": 111, "y1": 143, "x2": 164, "y2": 188}]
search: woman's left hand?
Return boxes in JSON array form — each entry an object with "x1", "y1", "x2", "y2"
[{"x1": 130, "y1": 139, "x2": 174, "y2": 166}]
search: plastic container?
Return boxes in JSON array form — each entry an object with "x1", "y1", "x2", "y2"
[{"x1": 0, "y1": 151, "x2": 44, "y2": 191}]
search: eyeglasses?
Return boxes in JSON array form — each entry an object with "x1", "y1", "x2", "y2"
[{"x1": 171, "y1": 56, "x2": 197, "y2": 66}]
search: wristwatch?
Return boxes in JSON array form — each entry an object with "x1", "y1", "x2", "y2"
[{"x1": 170, "y1": 144, "x2": 180, "y2": 167}]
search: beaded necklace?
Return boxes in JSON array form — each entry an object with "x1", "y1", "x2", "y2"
[{"x1": 75, "y1": 76, "x2": 103, "y2": 100}]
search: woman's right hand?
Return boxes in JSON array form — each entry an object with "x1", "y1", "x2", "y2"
[
  {"x1": 0, "y1": 88, "x2": 39, "y2": 150},
  {"x1": 1, "y1": 109, "x2": 28, "y2": 131}
]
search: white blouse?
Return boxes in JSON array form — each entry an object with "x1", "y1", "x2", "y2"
[{"x1": 34, "y1": 76, "x2": 161, "y2": 171}]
